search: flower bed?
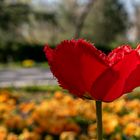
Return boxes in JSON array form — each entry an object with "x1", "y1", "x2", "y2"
[{"x1": 0, "y1": 89, "x2": 139, "y2": 140}]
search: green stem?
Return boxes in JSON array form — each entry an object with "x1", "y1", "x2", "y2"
[{"x1": 96, "y1": 101, "x2": 103, "y2": 140}]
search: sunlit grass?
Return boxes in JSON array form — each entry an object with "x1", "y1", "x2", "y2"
[{"x1": 0, "y1": 61, "x2": 49, "y2": 69}]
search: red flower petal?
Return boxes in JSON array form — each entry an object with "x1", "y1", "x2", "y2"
[
  {"x1": 108, "y1": 45, "x2": 132, "y2": 66},
  {"x1": 44, "y1": 44, "x2": 54, "y2": 62},
  {"x1": 123, "y1": 64, "x2": 140, "y2": 93},
  {"x1": 44, "y1": 39, "x2": 108, "y2": 97},
  {"x1": 123, "y1": 45, "x2": 140, "y2": 93},
  {"x1": 44, "y1": 40, "x2": 140, "y2": 102},
  {"x1": 91, "y1": 46, "x2": 139, "y2": 102}
]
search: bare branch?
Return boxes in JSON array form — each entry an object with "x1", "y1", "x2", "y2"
[{"x1": 74, "y1": 0, "x2": 95, "y2": 38}]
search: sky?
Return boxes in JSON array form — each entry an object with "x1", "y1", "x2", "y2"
[
  {"x1": 121, "y1": 0, "x2": 140, "y2": 15},
  {"x1": 32, "y1": 0, "x2": 140, "y2": 16},
  {"x1": 42, "y1": 0, "x2": 140, "y2": 13}
]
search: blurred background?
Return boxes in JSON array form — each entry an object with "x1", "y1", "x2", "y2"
[
  {"x1": 0, "y1": 0, "x2": 140, "y2": 64},
  {"x1": 1, "y1": 0, "x2": 140, "y2": 87},
  {"x1": 0, "y1": 0, "x2": 140, "y2": 140}
]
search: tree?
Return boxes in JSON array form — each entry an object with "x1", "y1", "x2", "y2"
[
  {"x1": 0, "y1": 0, "x2": 31, "y2": 43},
  {"x1": 0, "y1": 0, "x2": 58, "y2": 61},
  {"x1": 0, "y1": 0, "x2": 57, "y2": 43},
  {"x1": 82, "y1": 0, "x2": 128, "y2": 46},
  {"x1": 56, "y1": 0, "x2": 95, "y2": 40},
  {"x1": 74, "y1": 0, "x2": 94, "y2": 38},
  {"x1": 134, "y1": 4, "x2": 140, "y2": 41}
]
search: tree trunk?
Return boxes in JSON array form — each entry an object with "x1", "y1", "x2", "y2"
[{"x1": 74, "y1": 0, "x2": 95, "y2": 38}]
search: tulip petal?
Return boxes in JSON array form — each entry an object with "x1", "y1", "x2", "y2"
[
  {"x1": 44, "y1": 44, "x2": 54, "y2": 62},
  {"x1": 91, "y1": 46, "x2": 139, "y2": 102},
  {"x1": 123, "y1": 45, "x2": 140, "y2": 93},
  {"x1": 44, "y1": 39, "x2": 108, "y2": 97},
  {"x1": 108, "y1": 45, "x2": 132, "y2": 66},
  {"x1": 123, "y1": 64, "x2": 140, "y2": 93},
  {"x1": 45, "y1": 40, "x2": 140, "y2": 102}
]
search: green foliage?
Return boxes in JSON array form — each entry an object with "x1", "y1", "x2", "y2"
[
  {"x1": 0, "y1": 0, "x2": 132, "y2": 63},
  {"x1": 0, "y1": 0, "x2": 31, "y2": 45},
  {"x1": 0, "y1": 0, "x2": 58, "y2": 62},
  {"x1": 83, "y1": 0, "x2": 128, "y2": 46},
  {"x1": 3, "y1": 85, "x2": 62, "y2": 93},
  {"x1": 0, "y1": 3, "x2": 30, "y2": 30},
  {"x1": 0, "y1": 42, "x2": 46, "y2": 62}
]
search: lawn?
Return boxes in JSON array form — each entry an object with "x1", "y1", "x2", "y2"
[{"x1": 0, "y1": 61, "x2": 48, "y2": 69}]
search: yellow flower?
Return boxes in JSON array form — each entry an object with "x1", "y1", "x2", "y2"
[
  {"x1": 54, "y1": 91, "x2": 65, "y2": 100},
  {"x1": 124, "y1": 123, "x2": 140, "y2": 137},
  {"x1": 60, "y1": 131, "x2": 77, "y2": 140},
  {"x1": 19, "y1": 129, "x2": 40, "y2": 140},
  {"x1": 119, "y1": 112, "x2": 138, "y2": 126},
  {"x1": 7, "y1": 133, "x2": 18, "y2": 140},
  {"x1": 22, "y1": 59, "x2": 35, "y2": 67},
  {"x1": 19, "y1": 102, "x2": 35, "y2": 114},
  {"x1": 126, "y1": 99, "x2": 140, "y2": 113},
  {"x1": 0, "y1": 126, "x2": 7, "y2": 140},
  {"x1": 0, "y1": 90, "x2": 10, "y2": 102},
  {"x1": 5, "y1": 115, "x2": 26, "y2": 130},
  {"x1": 88, "y1": 124, "x2": 96, "y2": 138},
  {"x1": 44, "y1": 135, "x2": 54, "y2": 140},
  {"x1": 104, "y1": 99, "x2": 125, "y2": 113},
  {"x1": 111, "y1": 133, "x2": 122, "y2": 140},
  {"x1": 103, "y1": 113, "x2": 118, "y2": 135}
]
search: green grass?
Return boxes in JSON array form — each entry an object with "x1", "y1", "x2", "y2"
[
  {"x1": 0, "y1": 85, "x2": 62, "y2": 93},
  {"x1": 0, "y1": 85, "x2": 69, "y2": 102},
  {"x1": 0, "y1": 62, "x2": 22, "y2": 68},
  {"x1": 0, "y1": 62, "x2": 49, "y2": 69}
]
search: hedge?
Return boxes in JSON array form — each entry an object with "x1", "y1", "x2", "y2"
[{"x1": 0, "y1": 41, "x2": 115, "y2": 63}]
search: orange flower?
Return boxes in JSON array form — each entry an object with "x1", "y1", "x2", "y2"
[
  {"x1": 0, "y1": 126, "x2": 7, "y2": 140},
  {"x1": 7, "y1": 133, "x2": 18, "y2": 140},
  {"x1": 19, "y1": 129, "x2": 40, "y2": 140},
  {"x1": 103, "y1": 113, "x2": 118, "y2": 135},
  {"x1": 60, "y1": 131, "x2": 77, "y2": 140},
  {"x1": 19, "y1": 102, "x2": 35, "y2": 114},
  {"x1": 124, "y1": 123, "x2": 140, "y2": 137}
]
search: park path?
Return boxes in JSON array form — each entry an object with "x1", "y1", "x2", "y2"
[{"x1": 0, "y1": 67, "x2": 57, "y2": 87}]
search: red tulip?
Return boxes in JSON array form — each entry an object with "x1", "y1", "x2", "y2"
[{"x1": 44, "y1": 39, "x2": 140, "y2": 102}]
